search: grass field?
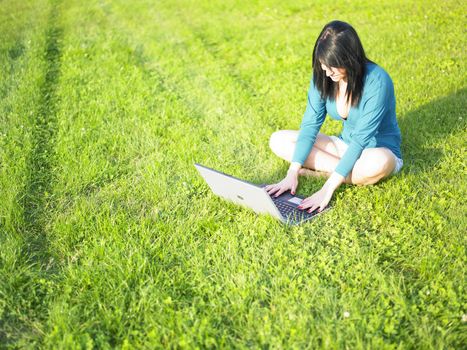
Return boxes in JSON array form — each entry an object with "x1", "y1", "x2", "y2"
[{"x1": 0, "y1": 0, "x2": 466, "y2": 348}]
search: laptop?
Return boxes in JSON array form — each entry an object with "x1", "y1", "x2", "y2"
[{"x1": 194, "y1": 163, "x2": 330, "y2": 225}]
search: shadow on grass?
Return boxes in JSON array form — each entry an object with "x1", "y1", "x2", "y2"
[
  {"x1": 1, "y1": 1, "x2": 63, "y2": 346},
  {"x1": 398, "y1": 87, "x2": 466, "y2": 173},
  {"x1": 20, "y1": 6, "x2": 62, "y2": 266}
]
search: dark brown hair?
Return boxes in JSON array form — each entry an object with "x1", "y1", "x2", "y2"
[{"x1": 312, "y1": 20, "x2": 372, "y2": 106}]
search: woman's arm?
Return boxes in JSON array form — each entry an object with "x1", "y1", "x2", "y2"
[
  {"x1": 266, "y1": 77, "x2": 327, "y2": 197},
  {"x1": 334, "y1": 71, "x2": 393, "y2": 178},
  {"x1": 291, "y1": 77, "x2": 327, "y2": 168}
]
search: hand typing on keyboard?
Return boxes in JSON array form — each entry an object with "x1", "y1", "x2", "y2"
[{"x1": 265, "y1": 167, "x2": 300, "y2": 197}]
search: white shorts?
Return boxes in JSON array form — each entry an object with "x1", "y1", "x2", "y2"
[{"x1": 329, "y1": 135, "x2": 403, "y2": 175}]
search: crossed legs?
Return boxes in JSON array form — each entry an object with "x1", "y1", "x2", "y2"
[{"x1": 269, "y1": 130, "x2": 396, "y2": 185}]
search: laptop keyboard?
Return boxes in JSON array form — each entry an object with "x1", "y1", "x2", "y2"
[{"x1": 270, "y1": 196, "x2": 317, "y2": 222}]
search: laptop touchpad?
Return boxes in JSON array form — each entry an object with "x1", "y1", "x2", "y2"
[{"x1": 287, "y1": 197, "x2": 302, "y2": 205}]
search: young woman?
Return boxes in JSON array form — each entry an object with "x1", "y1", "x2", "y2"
[{"x1": 265, "y1": 20, "x2": 402, "y2": 213}]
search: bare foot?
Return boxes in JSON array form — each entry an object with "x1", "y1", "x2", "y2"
[{"x1": 298, "y1": 168, "x2": 330, "y2": 178}]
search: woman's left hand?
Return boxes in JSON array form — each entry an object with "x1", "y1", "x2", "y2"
[
  {"x1": 298, "y1": 172, "x2": 345, "y2": 213},
  {"x1": 298, "y1": 185, "x2": 334, "y2": 213}
]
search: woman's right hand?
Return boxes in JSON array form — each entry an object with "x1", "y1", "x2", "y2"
[{"x1": 265, "y1": 168, "x2": 299, "y2": 197}]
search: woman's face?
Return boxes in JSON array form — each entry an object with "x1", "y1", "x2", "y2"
[{"x1": 320, "y1": 63, "x2": 347, "y2": 82}]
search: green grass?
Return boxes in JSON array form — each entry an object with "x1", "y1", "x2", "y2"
[{"x1": 0, "y1": 0, "x2": 466, "y2": 348}]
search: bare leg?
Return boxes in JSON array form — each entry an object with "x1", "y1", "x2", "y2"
[
  {"x1": 269, "y1": 130, "x2": 397, "y2": 185},
  {"x1": 302, "y1": 146, "x2": 340, "y2": 173},
  {"x1": 269, "y1": 130, "x2": 341, "y2": 173},
  {"x1": 348, "y1": 148, "x2": 397, "y2": 185},
  {"x1": 301, "y1": 145, "x2": 397, "y2": 185}
]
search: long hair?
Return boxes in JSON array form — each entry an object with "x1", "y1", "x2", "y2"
[{"x1": 312, "y1": 20, "x2": 372, "y2": 107}]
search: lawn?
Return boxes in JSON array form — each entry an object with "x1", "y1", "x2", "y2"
[{"x1": 0, "y1": 0, "x2": 465, "y2": 348}]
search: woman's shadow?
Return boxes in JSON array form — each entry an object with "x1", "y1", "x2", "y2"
[{"x1": 398, "y1": 87, "x2": 466, "y2": 173}]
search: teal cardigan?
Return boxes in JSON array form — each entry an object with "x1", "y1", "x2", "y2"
[{"x1": 291, "y1": 63, "x2": 402, "y2": 177}]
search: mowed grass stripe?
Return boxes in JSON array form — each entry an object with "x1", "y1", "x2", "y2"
[
  {"x1": 0, "y1": 0, "x2": 65, "y2": 347},
  {"x1": 0, "y1": 0, "x2": 49, "y2": 232},
  {"x1": 48, "y1": 1, "x2": 213, "y2": 219},
  {"x1": 46, "y1": 3, "x2": 174, "y2": 253},
  {"x1": 37, "y1": 1, "x2": 235, "y2": 347},
  {"x1": 106, "y1": 1, "x2": 287, "y2": 175},
  {"x1": 150, "y1": 1, "x2": 318, "y2": 132},
  {"x1": 21, "y1": 0, "x2": 63, "y2": 261},
  {"x1": 44, "y1": 0, "x2": 274, "y2": 340}
]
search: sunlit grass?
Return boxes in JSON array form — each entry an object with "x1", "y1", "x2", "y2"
[{"x1": 0, "y1": 0, "x2": 465, "y2": 348}]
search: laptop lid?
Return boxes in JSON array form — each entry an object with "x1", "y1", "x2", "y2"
[{"x1": 194, "y1": 163, "x2": 284, "y2": 221}]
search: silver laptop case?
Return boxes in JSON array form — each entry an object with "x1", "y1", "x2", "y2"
[{"x1": 194, "y1": 163, "x2": 327, "y2": 225}]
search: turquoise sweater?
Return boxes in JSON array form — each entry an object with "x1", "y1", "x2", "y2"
[{"x1": 292, "y1": 63, "x2": 402, "y2": 177}]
